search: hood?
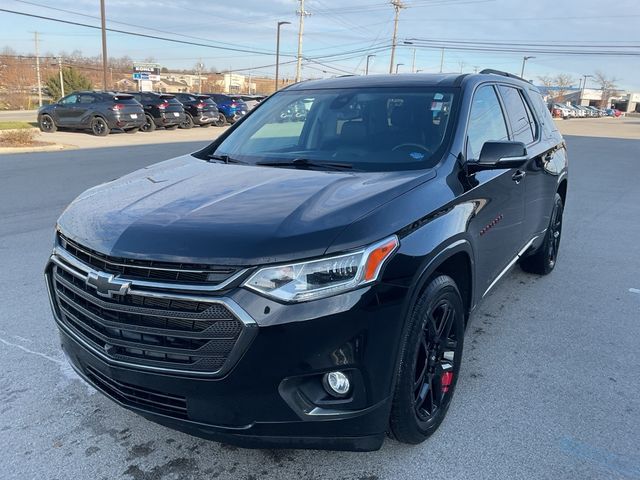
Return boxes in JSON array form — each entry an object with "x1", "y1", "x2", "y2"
[{"x1": 58, "y1": 155, "x2": 436, "y2": 265}]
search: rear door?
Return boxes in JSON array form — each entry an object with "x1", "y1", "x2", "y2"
[
  {"x1": 522, "y1": 88, "x2": 565, "y2": 238},
  {"x1": 465, "y1": 84, "x2": 526, "y2": 295},
  {"x1": 75, "y1": 93, "x2": 97, "y2": 126}
]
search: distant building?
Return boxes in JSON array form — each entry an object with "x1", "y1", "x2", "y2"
[{"x1": 156, "y1": 78, "x2": 189, "y2": 93}]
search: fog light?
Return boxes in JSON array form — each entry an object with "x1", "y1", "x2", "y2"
[{"x1": 323, "y1": 371, "x2": 351, "y2": 398}]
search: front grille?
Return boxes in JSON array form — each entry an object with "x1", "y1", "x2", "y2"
[
  {"x1": 85, "y1": 365, "x2": 188, "y2": 419},
  {"x1": 48, "y1": 241, "x2": 255, "y2": 376},
  {"x1": 59, "y1": 234, "x2": 241, "y2": 285}
]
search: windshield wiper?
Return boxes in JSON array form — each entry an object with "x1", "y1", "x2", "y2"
[
  {"x1": 256, "y1": 158, "x2": 353, "y2": 171},
  {"x1": 207, "y1": 154, "x2": 246, "y2": 165}
]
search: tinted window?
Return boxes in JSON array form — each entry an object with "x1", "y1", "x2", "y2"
[
  {"x1": 529, "y1": 90, "x2": 557, "y2": 136},
  {"x1": 498, "y1": 85, "x2": 535, "y2": 144},
  {"x1": 214, "y1": 87, "x2": 457, "y2": 172},
  {"x1": 59, "y1": 94, "x2": 78, "y2": 105},
  {"x1": 78, "y1": 94, "x2": 95, "y2": 104},
  {"x1": 466, "y1": 85, "x2": 508, "y2": 160}
]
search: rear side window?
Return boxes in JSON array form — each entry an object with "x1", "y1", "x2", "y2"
[
  {"x1": 78, "y1": 94, "x2": 95, "y2": 104},
  {"x1": 498, "y1": 85, "x2": 535, "y2": 144},
  {"x1": 466, "y1": 85, "x2": 509, "y2": 160},
  {"x1": 529, "y1": 90, "x2": 557, "y2": 137}
]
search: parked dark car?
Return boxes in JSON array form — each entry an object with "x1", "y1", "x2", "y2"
[
  {"x1": 46, "y1": 70, "x2": 568, "y2": 452},
  {"x1": 130, "y1": 92, "x2": 185, "y2": 132},
  {"x1": 207, "y1": 94, "x2": 248, "y2": 123},
  {"x1": 174, "y1": 93, "x2": 224, "y2": 128},
  {"x1": 37, "y1": 91, "x2": 144, "y2": 136}
]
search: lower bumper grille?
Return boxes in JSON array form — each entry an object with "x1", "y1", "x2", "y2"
[
  {"x1": 85, "y1": 365, "x2": 188, "y2": 419},
  {"x1": 47, "y1": 243, "x2": 256, "y2": 377}
]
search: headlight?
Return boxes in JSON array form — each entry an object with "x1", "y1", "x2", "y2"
[{"x1": 243, "y1": 235, "x2": 399, "y2": 302}]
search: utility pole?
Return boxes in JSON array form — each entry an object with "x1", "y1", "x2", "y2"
[
  {"x1": 365, "y1": 54, "x2": 375, "y2": 75},
  {"x1": 100, "y1": 0, "x2": 108, "y2": 90},
  {"x1": 458, "y1": 61, "x2": 465, "y2": 73},
  {"x1": 295, "y1": 0, "x2": 310, "y2": 83},
  {"x1": 411, "y1": 48, "x2": 416, "y2": 73},
  {"x1": 580, "y1": 74, "x2": 593, "y2": 106},
  {"x1": 520, "y1": 55, "x2": 534, "y2": 78},
  {"x1": 33, "y1": 32, "x2": 42, "y2": 107},
  {"x1": 275, "y1": 21, "x2": 290, "y2": 91},
  {"x1": 58, "y1": 57, "x2": 65, "y2": 98},
  {"x1": 439, "y1": 47, "x2": 444, "y2": 73},
  {"x1": 389, "y1": 0, "x2": 406, "y2": 74}
]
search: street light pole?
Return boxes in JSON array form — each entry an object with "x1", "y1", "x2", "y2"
[
  {"x1": 520, "y1": 55, "x2": 534, "y2": 78},
  {"x1": 100, "y1": 0, "x2": 108, "y2": 90},
  {"x1": 439, "y1": 47, "x2": 445, "y2": 73},
  {"x1": 411, "y1": 48, "x2": 416, "y2": 73},
  {"x1": 365, "y1": 54, "x2": 375, "y2": 75},
  {"x1": 275, "y1": 21, "x2": 291, "y2": 91}
]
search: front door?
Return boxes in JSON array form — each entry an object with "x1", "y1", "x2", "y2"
[
  {"x1": 464, "y1": 84, "x2": 526, "y2": 295},
  {"x1": 54, "y1": 94, "x2": 79, "y2": 125}
]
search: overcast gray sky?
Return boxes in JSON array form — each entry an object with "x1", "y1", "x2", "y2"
[{"x1": 2, "y1": 0, "x2": 639, "y2": 90}]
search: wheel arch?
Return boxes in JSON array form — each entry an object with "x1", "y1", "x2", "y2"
[
  {"x1": 406, "y1": 239, "x2": 475, "y2": 327},
  {"x1": 557, "y1": 178, "x2": 568, "y2": 206}
]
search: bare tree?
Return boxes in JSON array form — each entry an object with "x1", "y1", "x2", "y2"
[
  {"x1": 537, "y1": 75, "x2": 555, "y2": 99},
  {"x1": 593, "y1": 70, "x2": 618, "y2": 108},
  {"x1": 553, "y1": 74, "x2": 574, "y2": 101}
]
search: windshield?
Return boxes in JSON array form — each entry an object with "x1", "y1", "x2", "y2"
[{"x1": 212, "y1": 87, "x2": 457, "y2": 171}]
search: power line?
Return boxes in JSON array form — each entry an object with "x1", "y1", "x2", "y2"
[{"x1": 0, "y1": 8, "x2": 281, "y2": 57}]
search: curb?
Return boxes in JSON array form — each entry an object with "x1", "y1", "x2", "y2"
[{"x1": 0, "y1": 143, "x2": 67, "y2": 154}]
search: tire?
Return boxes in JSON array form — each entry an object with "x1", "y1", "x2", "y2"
[
  {"x1": 389, "y1": 275, "x2": 465, "y2": 444},
  {"x1": 214, "y1": 115, "x2": 226, "y2": 127},
  {"x1": 180, "y1": 114, "x2": 194, "y2": 129},
  {"x1": 39, "y1": 114, "x2": 57, "y2": 133},
  {"x1": 166, "y1": 124, "x2": 179, "y2": 130},
  {"x1": 124, "y1": 127, "x2": 139, "y2": 134},
  {"x1": 141, "y1": 114, "x2": 156, "y2": 132},
  {"x1": 90, "y1": 117, "x2": 110, "y2": 136},
  {"x1": 520, "y1": 193, "x2": 564, "y2": 275}
]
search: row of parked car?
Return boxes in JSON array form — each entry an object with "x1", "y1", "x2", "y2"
[
  {"x1": 37, "y1": 91, "x2": 266, "y2": 136},
  {"x1": 549, "y1": 103, "x2": 623, "y2": 119}
]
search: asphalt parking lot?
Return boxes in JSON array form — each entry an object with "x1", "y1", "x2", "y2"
[{"x1": 0, "y1": 129, "x2": 639, "y2": 479}]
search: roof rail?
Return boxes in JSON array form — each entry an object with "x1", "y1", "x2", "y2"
[{"x1": 479, "y1": 69, "x2": 531, "y2": 84}]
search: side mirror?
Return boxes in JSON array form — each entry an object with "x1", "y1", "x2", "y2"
[{"x1": 472, "y1": 141, "x2": 528, "y2": 170}]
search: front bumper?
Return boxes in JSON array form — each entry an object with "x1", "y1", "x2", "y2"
[{"x1": 46, "y1": 256, "x2": 408, "y2": 451}]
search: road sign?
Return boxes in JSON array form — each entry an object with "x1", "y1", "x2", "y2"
[{"x1": 132, "y1": 72, "x2": 150, "y2": 80}]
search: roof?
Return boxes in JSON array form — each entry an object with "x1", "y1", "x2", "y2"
[
  {"x1": 286, "y1": 73, "x2": 465, "y2": 90},
  {"x1": 285, "y1": 71, "x2": 535, "y2": 91}
]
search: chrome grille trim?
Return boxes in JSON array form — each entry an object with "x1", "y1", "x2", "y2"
[
  {"x1": 52, "y1": 245, "x2": 249, "y2": 293},
  {"x1": 46, "y1": 248, "x2": 257, "y2": 378}
]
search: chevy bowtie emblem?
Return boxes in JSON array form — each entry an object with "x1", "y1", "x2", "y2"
[{"x1": 86, "y1": 271, "x2": 131, "y2": 299}]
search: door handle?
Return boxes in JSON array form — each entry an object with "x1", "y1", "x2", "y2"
[{"x1": 512, "y1": 170, "x2": 526, "y2": 183}]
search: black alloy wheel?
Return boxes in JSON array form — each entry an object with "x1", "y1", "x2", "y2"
[
  {"x1": 90, "y1": 117, "x2": 109, "y2": 136},
  {"x1": 39, "y1": 114, "x2": 57, "y2": 133},
  {"x1": 140, "y1": 114, "x2": 156, "y2": 132},
  {"x1": 521, "y1": 193, "x2": 564, "y2": 275},
  {"x1": 214, "y1": 115, "x2": 226, "y2": 127},
  {"x1": 390, "y1": 275, "x2": 465, "y2": 444},
  {"x1": 180, "y1": 114, "x2": 194, "y2": 129}
]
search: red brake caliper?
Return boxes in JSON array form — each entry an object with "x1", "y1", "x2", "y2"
[{"x1": 441, "y1": 371, "x2": 453, "y2": 393}]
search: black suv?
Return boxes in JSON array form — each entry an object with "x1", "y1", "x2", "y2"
[
  {"x1": 37, "y1": 91, "x2": 144, "y2": 136},
  {"x1": 174, "y1": 93, "x2": 224, "y2": 128},
  {"x1": 130, "y1": 92, "x2": 185, "y2": 132},
  {"x1": 46, "y1": 71, "x2": 567, "y2": 452}
]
